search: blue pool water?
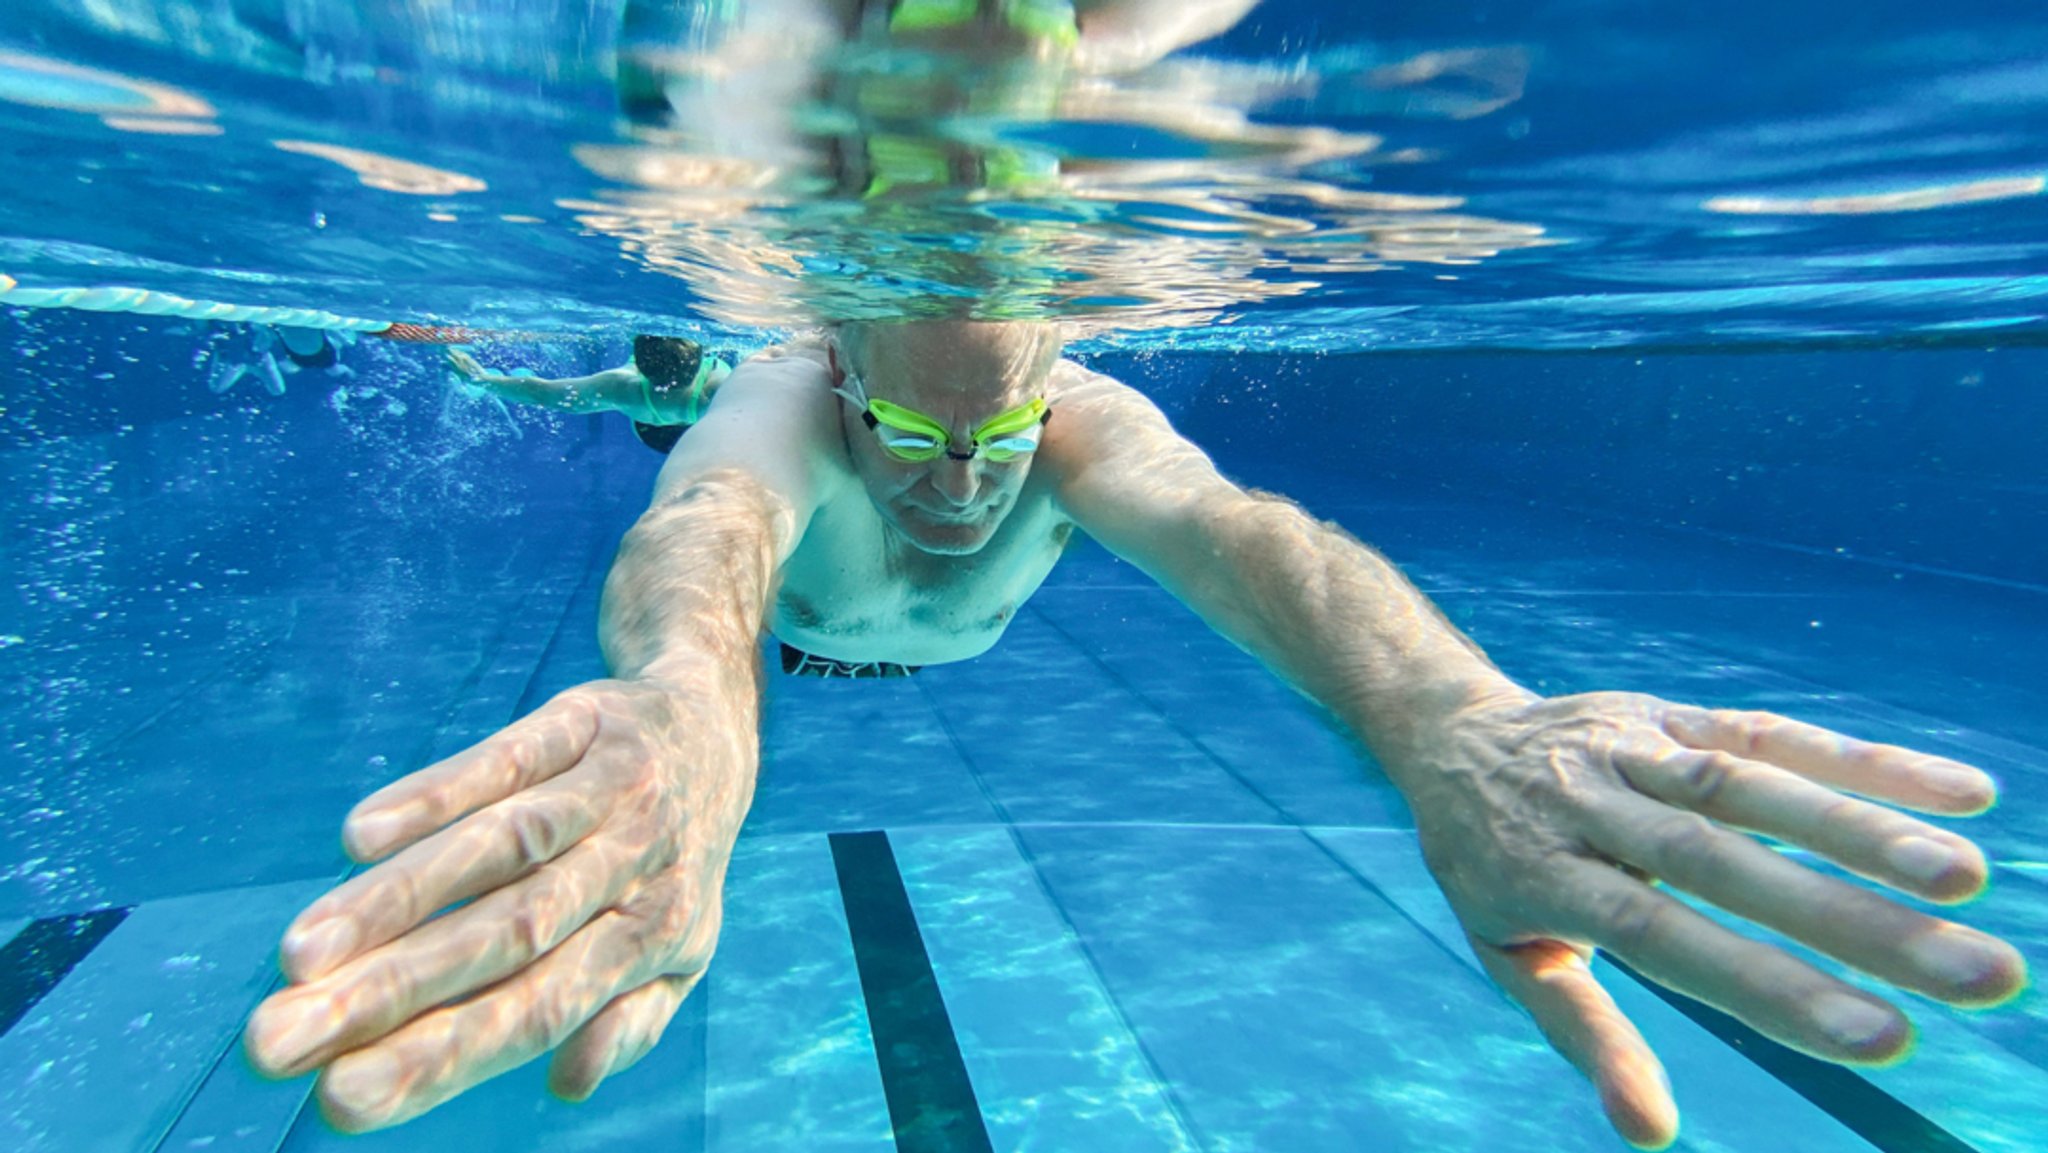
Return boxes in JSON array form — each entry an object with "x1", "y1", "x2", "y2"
[{"x1": 3, "y1": 2, "x2": 2047, "y2": 1151}]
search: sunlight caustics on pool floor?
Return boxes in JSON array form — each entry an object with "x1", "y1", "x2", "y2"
[{"x1": 0, "y1": 490, "x2": 2042, "y2": 1153}]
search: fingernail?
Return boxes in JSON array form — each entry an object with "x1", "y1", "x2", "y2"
[
  {"x1": 1909, "y1": 930, "x2": 2011, "y2": 998},
  {"x1": 325, "y1": 1049, "x2": 401, "y2": 1120},
  {"x1": 257, "y1": 1004, "x2": 330, "y2": 1073},
  {"x1": 1923, "y1": 765, "x2": 1993, "y2": 806},
  {"x1": 345, "y1": 813, "x2": 400, "y2": 859},
  {"x1": 1886, "y1": 836, "x2": 1957, "y2": 886},
  {"x1": 1813, "y1": 993, "x2": 1897, "y2": 1049},
  {"x1": 284, "y1": 920, "x2": 356, "y2": 979}
]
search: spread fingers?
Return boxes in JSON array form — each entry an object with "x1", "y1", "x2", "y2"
[
  {"x1": 1547, "y1": 855, "x2": 1917, "y2": 1065},
  {"x1": 313, "y1": 879, "x2": 697, "y2": 1131},
  {"x1": 1583, "y1": 791, "x2": 2026, "y2": 1009},
  {"x1": 248, "y1": 833, "x2": 637, "y2": 1080}
]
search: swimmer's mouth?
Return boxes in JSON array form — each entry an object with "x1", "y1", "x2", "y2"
[{"x1": 913, "y1": 505, "x2": 986, "y2": 523}]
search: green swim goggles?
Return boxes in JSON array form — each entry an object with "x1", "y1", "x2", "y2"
[{"x1": 835, "y1": 372, "x2": 1050, "y2": 463}]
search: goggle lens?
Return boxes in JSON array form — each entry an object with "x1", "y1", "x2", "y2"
[
  {"x1": 981, "y1": 430, "x2": 1042, "y2": 462},
  {"x1": 859, "y1": 389, "x2": 1048, "y2": 463},
  {"x1": 879, "y1": 432, "x2": 946, "y2": 462}
]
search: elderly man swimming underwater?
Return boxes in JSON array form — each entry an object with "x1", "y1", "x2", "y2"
[{"x1": 245, "y1": 319, "x2": 2026, "y2": 1150}]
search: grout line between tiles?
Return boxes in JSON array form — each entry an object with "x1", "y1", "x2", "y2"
[
  {"x1": 911, "y1": 682, "x2": 1212, "y2": 1153},
  {"x1": 1026, "y1": 602, "x2": 1305, "y2": 828}
]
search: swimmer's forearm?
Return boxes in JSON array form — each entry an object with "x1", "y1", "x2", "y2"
[
  {"x1": 1200, "y1": 500, "x2": 1524, "y2": 773},
  {"x1": 471, "y1": 371, "x2": 623, "y2": 415},
  {"x1": 597, "y1": 475, "x2": 772, "y2": 860},
  {"x1": 598, "y1": 473, "x2": 783, "y2": 699},
  {"x1": 1055, "y1": 382, "x2": 1515, "y2": 769}
]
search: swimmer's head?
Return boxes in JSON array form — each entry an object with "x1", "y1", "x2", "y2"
[
  {"x1": 831, "y1": 319, "x2": 1063, "y2": 556},
  {"x1": 274, "y1": 326, "x2": 338, "y2": 370},
  {"x1": 633, "y1": 334, "x2": 705, "y2": 386}
]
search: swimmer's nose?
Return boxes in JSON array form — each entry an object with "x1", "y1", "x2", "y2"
[{"x1": 929, "y1": 456, "x2": 981, "y2": 508}]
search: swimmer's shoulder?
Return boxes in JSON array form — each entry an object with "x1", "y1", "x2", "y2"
[
  {"x1": 699, "y1": 335, "x2": 837, "y2": 416},
  {"x1": 738, "y1": 333, "x2": 835, "y2": 379},
  {"x1": 1037, "y1": 354, "x2": 1213, "y2": 522},
  {"x1": 668, "y1": 334, "x2": 852, "y2": 502},
  {"x1": 1045, "y1": 355, "x2": 1169, "y2": 430}
]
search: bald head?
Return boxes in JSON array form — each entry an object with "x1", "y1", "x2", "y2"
[
  {"x1": 829, "y1": 318, "x2": 1065, "y2": 556},
  {"x1": 836, "y1": 319, "x2": 1063, "y2": 408}
]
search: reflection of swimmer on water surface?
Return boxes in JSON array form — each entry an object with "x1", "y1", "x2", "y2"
[
  {"x1": 619, "y1": 0, "x2": 1259, "y2": 89},
  {"x1": 596, "y1": 0, "x2": 1532, "y2": 331},
  {"x1": 618, "y1": 0, "x2": 1269, "y2": 173},
  {"x1": 446, "y1": 335, "x2": 733, "y2": 454},
  {"x1": 208, "y1": 325, "x2": 356, "y2": 396}
]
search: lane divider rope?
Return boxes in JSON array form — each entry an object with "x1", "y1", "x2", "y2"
[{"x1": 0, "y1": 274, "x2": 556, "y2": 344}]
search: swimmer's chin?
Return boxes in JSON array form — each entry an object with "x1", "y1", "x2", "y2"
[
  {"x1": 890, "y1": 510, "x2": 1001, "y2": 556},
  {"x1": 900, "y1": 528, "x2": 998, "y2": 557}
]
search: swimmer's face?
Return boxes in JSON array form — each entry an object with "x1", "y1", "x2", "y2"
[{"x1": 833, "y1": 321, "x2": 1062, "y2": 557}]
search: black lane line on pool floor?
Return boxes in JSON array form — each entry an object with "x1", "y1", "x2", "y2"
[
  {"x1": 829, "y1": 830, "x2": 995, "y2": 1153},
  {"x1": 0, "y1": 907, "x2": 133, "y2": 1038},
  {"x1": 1606, "y1": 957, "x2": 1979, "y2": 1153}
]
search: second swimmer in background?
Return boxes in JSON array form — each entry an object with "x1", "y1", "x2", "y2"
[{"x1": 447, "y1": 335, "x2": 734, "y2": 454}]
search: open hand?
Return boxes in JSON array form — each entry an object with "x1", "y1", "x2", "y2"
[
  {"x1": 244, "y1": 679, "x2": 752, "y2": 1130},
  {"x1": 1402, "y1": 690, "x2": 2028, "y2": 1149}
]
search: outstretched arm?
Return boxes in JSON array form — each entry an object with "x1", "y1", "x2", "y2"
[
  {"x1": 1046, "y1": 368, "x2": 2026, "y2": 1150},
  {"x1": 447, "y1": 348, "x2": 660, "y2": 420},
  {"x1": 1047, "y1": 368, "x2": 1519, "y2": 764},
  {"x1": 246, "y1": 343, "x2": 841, "y2": 1129}
]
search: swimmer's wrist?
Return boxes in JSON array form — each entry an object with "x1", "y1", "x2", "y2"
[
  {"x1": 614, "y1": 642, "x2": 759, "y2": 706},
  {"x1": 1334, "y1": 666, "x2": 1533, "y2": 788},
  {"x1": 642, "y1": 657, "x2": 755, "y2": 706}
]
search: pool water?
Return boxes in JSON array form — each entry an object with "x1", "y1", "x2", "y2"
[{"x1": 3, "y1": 2, "x2": 2046, "y2": 1151}]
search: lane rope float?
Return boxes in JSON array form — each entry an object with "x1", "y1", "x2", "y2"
[{"x1": 0, "y1": 275, "x2": 553, "y2": 343}]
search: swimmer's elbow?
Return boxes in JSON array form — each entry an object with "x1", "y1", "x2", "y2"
[
  {"x1": 556, "y1": 368, "x2": 644, "y2": 414},
  {"x1": 633, "y1": 469, "x2": 803, "y2": 561}
]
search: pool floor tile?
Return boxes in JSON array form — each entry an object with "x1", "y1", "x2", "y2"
[
  {"x1": 750, "y1": 676, "x2": 998, "y2": 836},
  {"x1": 890, "y1": 826, "x2": 1198, "y2": 1153},
  {"x1": 1013, "y1": 823, "x2": 1627, "y2": 1153},
  {"x1": 1028, "y1": 591, "x2": 1411, "y2": 829},
  {"x1": 706, "y1": 834, "x2": 895, "y2": 1153},
  {"x1": 0, "y1": 879, "x2": 327, "y2": 1153},
  {"x1": 1310, "y1": 828, "x2": 1887, "y2": 1153},
  {"x1": 919, "y1": 617, "x2": 1286, "y2": 828}
]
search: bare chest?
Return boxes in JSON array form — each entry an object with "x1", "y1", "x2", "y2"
[{"x1": 772, "y1": 496, "x2": 1073, "y2": 666}]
